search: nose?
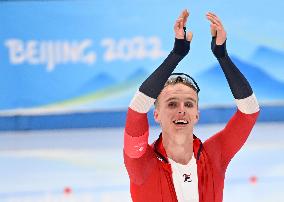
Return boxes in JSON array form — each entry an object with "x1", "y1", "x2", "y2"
[{"x1": 178, "y1": 105, "x2": 186, "y2": 115}]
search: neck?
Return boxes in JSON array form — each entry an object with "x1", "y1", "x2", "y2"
[{"x1": 162, "y1": 132, "x2": 193, "y2": 165}]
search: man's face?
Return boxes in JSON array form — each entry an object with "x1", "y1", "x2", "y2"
[{"x1": 154, "y1": 83, "x2": 199, "y2": 140}]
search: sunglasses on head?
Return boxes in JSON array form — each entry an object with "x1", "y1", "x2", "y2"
[{"x1": 165, "y1": 73, "x2": 200, "y2": 93}]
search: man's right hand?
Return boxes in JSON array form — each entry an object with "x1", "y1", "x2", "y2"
[{"x1": 174, "y1": 9, "x2": 193, "y2": 41}]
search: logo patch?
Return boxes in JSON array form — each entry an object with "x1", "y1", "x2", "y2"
[{"x1": 183, "y1": 173, "x2": 192, "y2": 182}]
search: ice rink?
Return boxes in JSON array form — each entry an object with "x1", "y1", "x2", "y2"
[{"x1": 0, "y1": 121, "x2": 283, "y2": 202}]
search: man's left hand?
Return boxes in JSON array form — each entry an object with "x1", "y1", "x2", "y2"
[{"x1": 206, "y1": 12, "x2": 226, "y2": 45}]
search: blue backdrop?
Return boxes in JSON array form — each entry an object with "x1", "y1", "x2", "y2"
[{"x1": 0, "y1": 0, "x2": 283, "y2": 130}]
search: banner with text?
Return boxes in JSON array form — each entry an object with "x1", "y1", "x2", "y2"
[{"x1": 1, "y1": 0, "x2": 283, "y2": 115}]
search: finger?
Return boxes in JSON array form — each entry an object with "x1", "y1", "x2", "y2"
[
  {"x1": 207, "y1": 12, "x2": 222, "y2": 24},
  {"x1": 183, "y1": 10, "x2": 189, "y2": 26},
  {"x1": 175, "y1": 18, "x2": 183, "y2": 25},
  {"x1": 183, "y1": 18, "x2": 188, "y2": 27},
  {"x1": 186, "y1": 31, "x2": 193, "y2": 42},
  {"x1": 174, "y1": 18, "x2": 183, "y2": 29},
  {"x1": 207, "y1": 12, "x2": 218, "y2": 18},
  {"x1": 206, "y1": 13, "x2": 223, "y2": 27},
  {"x1": 210, "y1": 24, "x2": 217, "y2": 36},
  {"x1": 180, "y1": 9, "x2": 189, "y2": 19},
  {"x1": 206, "y1": 14, "x2": 219, "y2": 24},
  {"x1": 206, "y1": 15, "x2": 223, "y2": 30},
  {"x1": 206, "y1": 12, "x2": 218, "y2": 19},
  {"x1": 178, "y1": 9, "x2": 187, "y2": 20},
  {"x1": 180, "y1": 9, "x2": 190, "y2": 27},
  {"x1": 183, "y1": 9, "x2": 189, "y2": 19},
  {"x1": 211, "y1": 24, "x2": 224, "y2": 35}
]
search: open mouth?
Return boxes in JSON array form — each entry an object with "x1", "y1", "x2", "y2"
[{"x1": 173, "y1": 119, "x2": 189, "y2": 125}]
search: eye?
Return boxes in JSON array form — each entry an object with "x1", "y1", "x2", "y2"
[
  {"x1": 185, "y1": 102, "x2": 194, "y2": 108},
  {"x1": 168, "y1": 101, "x2": 177, "y2": 108}
]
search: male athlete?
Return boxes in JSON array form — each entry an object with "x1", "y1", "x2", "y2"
[{"x1": 124, "y1": 10, "x2": 260, "y2": 202}]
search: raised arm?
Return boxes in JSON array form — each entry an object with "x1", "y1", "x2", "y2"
[
  {"x1": 124, "y1": 10, "x2": 192, "y2": 184},
  {"x1": 204, "y1": 12, "x2": 260, "y2": 170}
]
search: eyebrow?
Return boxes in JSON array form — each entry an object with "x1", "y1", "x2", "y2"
[{"x1": 165, "y1": 97, "x2": 197, "y2": 103}]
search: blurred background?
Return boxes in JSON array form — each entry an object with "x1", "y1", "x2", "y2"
[{"x1": 0, "y1": 0, "x2": 283, "y2": 201}]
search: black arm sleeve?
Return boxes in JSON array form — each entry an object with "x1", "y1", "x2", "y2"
[
  {"x1": 139, "y1": 38, "x2": 190, "y2": 99},
  {"x1": 211, "y1": 37, "x2": 253, "y2": 99}
]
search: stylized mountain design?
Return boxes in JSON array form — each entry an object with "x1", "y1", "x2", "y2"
[
  {"x1": 250, "y1": 46, "x2": 284, "y2": 82},
  {"x1": 76, "y1": 72, "x2": 117, "y2": 95},
  {"x1": 41, "y1": 67, "x2": 149, "y2": 110},
  {"x1": 126, "y1": 67, "x2": 149, "y2": 82},
  {"x1": 93, "y1": 67, "x2": 149, "y2": 108},
  {"x1": 74, "y1": 67, "x2": 148, "y2": 99},
  {"x1": 0, "y1": 67, "x2": 82, "y2": 109},
  {"x1": 91, "y1": 67, "x2": 149, "y2": 109},
  {"x1": 196, "y1": 56, "x2": 284, "y2": 105}
]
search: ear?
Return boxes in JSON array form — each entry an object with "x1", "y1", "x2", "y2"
[{"x1": 154, "y1": 109, "x2": 160, "y2": 123}]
